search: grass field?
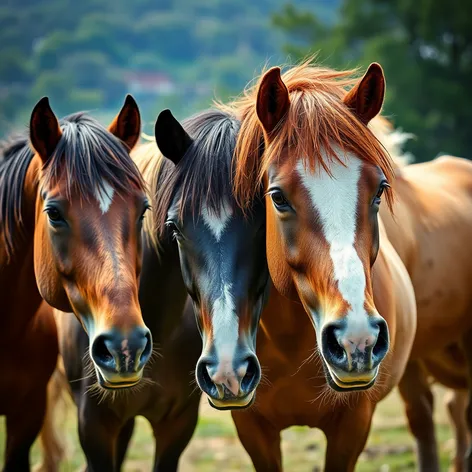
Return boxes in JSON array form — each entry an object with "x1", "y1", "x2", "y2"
[{"x1": 0, "y1": 386, "x2": 458, "y2": 471}]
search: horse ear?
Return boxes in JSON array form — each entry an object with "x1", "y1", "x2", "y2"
[
  {"x1": 344, "y1": 63, "x2": 385, "y2": 124},
  {"x1": 108, "y1": 94, "x2": 141, "y2": 150},
  {"x1": 30, "y1": 97, "x2": 62, "y2": 162},
  {"x1": 256, "y1": 67, "x2": 290, "y2": 135},
  {"x1": 154, "y1": 109, "x2": 193, "y2": 165}
]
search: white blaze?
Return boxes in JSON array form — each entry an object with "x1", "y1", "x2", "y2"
[
  {"x1": 210, "y1": 283, "x2": 240, "y2": 395},
  {"x1": 296, "y1": 152, "x2": 367, "y2": 328},
  {"x1": 95, "y1": 181, "x2": 114, "y2": 214},
  {"x1": 199, "y1": 200, "x2": 239, "y2": 393},
  {"x1": 212, "y1": 283, "x2": 238, "y2": 360},
  {"x1": 201, "y1": 201, "x2": 233, "y2": 242}
]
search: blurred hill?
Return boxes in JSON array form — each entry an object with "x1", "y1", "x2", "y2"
[{"x1": 0, "y1": 0, "x2": 339, "y2": 135}]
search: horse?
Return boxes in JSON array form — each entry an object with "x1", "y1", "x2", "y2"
[
  {"x1": 0, "y1": 95, "x2": 149, "y2": 471},
  {"x1": 152, "y1": 108, "x2": 269, "y2": 410},
  {"x1": 368, "y1": 116, "x2": 472, "y2": 472},
  {"x1": 207, "y1": 61, "x2": 416, "y2": 471}
]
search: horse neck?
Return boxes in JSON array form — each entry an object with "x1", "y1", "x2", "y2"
[
  {"x1": 138, "y1": 235, "x2": 189, "y2": 342},
  {"x1": 0, "y1": 156, "x2": 42, "y2": 333}
]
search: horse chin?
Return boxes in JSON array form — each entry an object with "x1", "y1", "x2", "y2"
[
  {"x1": 323, "y1": 363, "x2": 378, "y2": 392},
  {"x1": 96, "y1": 369, "x2": 142, "y2": 390},
  {"x1": 207, "y1": 391, "x2": 255, "y2": 411}
]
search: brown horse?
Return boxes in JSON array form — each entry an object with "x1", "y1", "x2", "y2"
[
  {"x1": 0, "y1": 95, "x2": 149, "y2": 471},
  {"x1": 214, "y1": 61, "x2": 417, "y2": 470},
  {"x1": 368, "y1": 116, "x2": 472, "y2": 472}
]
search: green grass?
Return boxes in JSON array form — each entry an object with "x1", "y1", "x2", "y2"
[{"x1": 0, "y1": 386, "x2": 459, "y2": 471}]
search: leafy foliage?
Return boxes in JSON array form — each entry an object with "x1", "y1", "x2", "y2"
[
  {"x1": 0, "y1": 0, "x2": 333, "y2": 135},
  {"x1": 274, "y1": 0, "x2": 472, "y2": 162}
]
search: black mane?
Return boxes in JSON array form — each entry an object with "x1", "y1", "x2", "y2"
[
  {"x1": 0, "y1": 111, "x2": 144, "y2": 259},
  {"x1": 152, "y1": 108, "x2": 240, "y2": 235}
]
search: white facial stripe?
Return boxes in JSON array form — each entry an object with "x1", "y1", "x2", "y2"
[
  {"x1": 95, "y1": 181, "x2": 114, "y2": 214},
  {"x1": 212, "y1": 283, "x2": 239, "y2": 362},
  {"x1": 201, "y1": 201, "x2": 233, "y2": 242},
  {"x1": 296, "y1": 152, "x2": 367, "y2": 323}
]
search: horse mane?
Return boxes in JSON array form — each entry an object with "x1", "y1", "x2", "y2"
[
  {"x1": 368, "y1": 116, "x2": 414, "y2": 172},
  {"x1": 0, "y1": 112, "x2": 145, "y2": 259},
  {"x1": 0, "y1": 135, "x2": 35, "y2": 259},
  {"x1": 135, "y1": 108, "x2": 240, "y2": 246},
  {"x1": 132, "y1": 140, "x2": 173, "y2": 250},
  {"x1": 222, "y1": 59, "x2": 397, "y2": 210}
]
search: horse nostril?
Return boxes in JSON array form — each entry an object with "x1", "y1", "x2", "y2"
[
  {"x1": 372, "y1": 318, "x2": 389, "y2": 361},
  {"x1": 136, "y1": 329, "x2": 153, "y2": 368},
  {"x1": 196, "y1": 359, "x2": 219, "y2": 399},
  {"x1": 240, "y1": 355, "x2": 260, "y2": 394},
  {"x1": 323, "y1": 323, "x2": 345, "y2": 363},
  {"x1": 142, "y1": 331, "x2": 152, "y2": 360},
  {"x1": 91, "y1": 334, "x2": 117, "y2": 371}
]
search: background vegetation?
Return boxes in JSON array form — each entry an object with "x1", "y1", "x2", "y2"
[
  {"x1": 2, "y1": 0, "x2": 469, "y2": 161},
  {"x1": 0, "y1": 0, "x2": 336, "y2": 135},
  {"x1": 274, "y1": 0, "x2": 472, "y2": 162}
]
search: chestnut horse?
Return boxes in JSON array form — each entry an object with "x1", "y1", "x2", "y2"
[
  {"x1": 214, "y1": 62, "x2": 417, "y2": 470},
  {"x1": 0, "y1": 95, "x2": 150, "y2": 471},
  {"x1": 368, "y1": 116, "x2": 472, "y2": 472}
]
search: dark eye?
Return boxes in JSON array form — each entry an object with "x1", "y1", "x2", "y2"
[
  {"x1": 165, "y1": 220, "x2": 182, "y2": 239},
  {"x1": 139, "y1": 205, "x2": 150, "y2": 222},
  {"x1": 269, "y1": 190, "x2": 290, "y2": 211},
  {"x1": 373, "y1": 182, "x2": 389, "y2": 205},
  {"x1": 45, "y1": 207, "x2": 64, "y2": 224}
]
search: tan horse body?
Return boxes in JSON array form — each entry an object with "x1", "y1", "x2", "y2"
[
  {"x1": 373, "y1": 118, "x2": 472, "y2": 471},
  {"x1": 382, "y1": 155, "x2": 472, "y2": 361}
]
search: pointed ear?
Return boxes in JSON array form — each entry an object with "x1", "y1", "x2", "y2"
[
  {"x1": 256, "y1": 67, "x2": 290, "y2": 135},
  {"x1": 30, "y1": 97, "x2": 62, "y2": 162},
  {"x1": 154, "y1": 109, "x2": 193, "y2": 165},
  {"x1": 344, "y1": 63, "x2": 385, "y2": 124},
  {"x1": 108, "y1": 94, "x2": 141, "y2": 150}
]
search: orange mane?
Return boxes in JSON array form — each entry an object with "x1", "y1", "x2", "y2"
[{"x1": 221, "y1": 59, "x2": 395, "y2": 210}]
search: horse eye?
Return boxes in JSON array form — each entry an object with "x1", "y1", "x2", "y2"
[
  {"x1": 373, "y1": 182, "x2": 389, "y2": 205},
  {"x1": 139, "y1": 206, "x2": 150, "y2": 222},
  {"x1": 270, "y1": 190, "x2": 289, "y2": 209},
  {"x1": 46, "y1": 207, "x2": 63, "y2": 223},
  {"x1": 166, "y1": 220, "x2": 182, "y2": 239}
]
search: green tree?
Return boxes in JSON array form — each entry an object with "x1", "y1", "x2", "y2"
[
  {"x1": 0, "y1": 0, "x2": 338, "y2": 136},
  {"x1": 274, "y1": 0, "x2": 472, "y2": 162}
]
